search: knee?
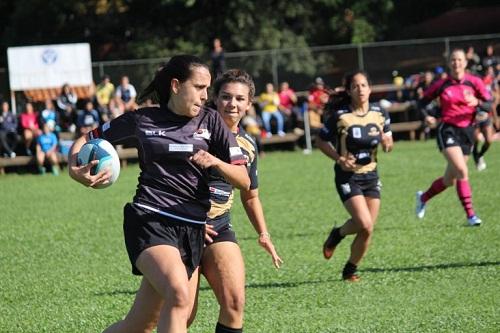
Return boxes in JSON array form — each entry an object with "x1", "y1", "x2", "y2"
[
  {"x1": 164, "y1": 285, "x2": 190, "y2": 310},
  {"x1": 356, "y1": 219, "x2": 374, "y2": 237},
  {"x1": 222, "y1": 291, "x2": 245, "y2": 317},
  {"x1": 455, "y1": 167, "x2": 468, "y2": 180}
]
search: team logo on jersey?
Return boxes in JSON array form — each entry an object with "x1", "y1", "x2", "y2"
[
  {"x1": 368, "y1": 127, "x2": 380, "y2": 136},
  {"x1": 352, "y1": 127, "x2": 362, "y2": 138},
  {"x1": 193, "y1": 128, "x2": 211, "y2": 140},
  {"x1": 446, "y1": 137, "x2": 455, "y2": 145},
  {"x1": 145, "y1": 129, "x2": 168, "y2": 137},
  {"x1": 341, "y1": 183, "x2": 351, "y2": 195}
]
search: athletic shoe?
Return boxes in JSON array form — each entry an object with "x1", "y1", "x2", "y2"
[
  {"x1": 278, "y1": 131, "x2": 286, "y2": 137},
  {"x1": 467, "y1": 215, "x2": 482, "y2": 226},
  {"x1": 9, "y1": 151, "x2": 16, "y2": 158},
  {"x1": 342, "y1": 273, "x2": 361, "y2": 282},
  {"x1": 323, "y1": 227, "x2": 342, "y2": 259},
  {"x1": 415, "y1": 191, "x2": 426, "y2": 219},
  {"x1": 476, "y1": 157, "x2": 486, "y2": 171}
]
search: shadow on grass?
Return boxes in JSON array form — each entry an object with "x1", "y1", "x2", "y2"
[
  {"x1": 95, "y1": 260, "x2": 500, "y2": 295},
  {"x1": 238, "y1": 231, "x2": 320, "y2": 241},
  {"x1": 363, "y1": 260, "x2": 500, "y2": 273}
]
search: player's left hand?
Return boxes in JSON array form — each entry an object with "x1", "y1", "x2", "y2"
[
  {"x1": 381, "y1": 133, "x2": 393, "y2": 152},
  {"x1": 258, "y1": 233, "x2": 283, "y2": 269}
]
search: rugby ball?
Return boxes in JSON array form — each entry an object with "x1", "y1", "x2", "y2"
[{"x1": 77, "y1": 139, "x2": 120, "y2": 189}]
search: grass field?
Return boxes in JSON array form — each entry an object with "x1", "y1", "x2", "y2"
[{"x1": 1, "y1": 140, "x2": 499, "y2": 333}]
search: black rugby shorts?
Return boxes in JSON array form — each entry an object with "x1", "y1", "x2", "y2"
[{"x1": 123, "y1": 203, "x2": 205, "y2": 279}]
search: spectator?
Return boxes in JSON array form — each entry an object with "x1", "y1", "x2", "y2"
[
  {"x1": 278, "y1": 81, "x2": 301, "y2": 130},
  {"x1": 435, "y1": 66, "x2": 448, "y2": 80},
  {"x1": 481, "y1": 44, "x2": 499, "y2": 73},
  {"x1": 0, "y1": 101, "x2": 20, "y2": 158},
  {"x1": 57, "y1": 83, "x2": 78, "y2": 133},
  {"x1": 210, "y1": 38, "x2": 226, "y2": 79},
  {"x1": 20, "y1": 102, "x2": 40, "y2": 156},
  {"x1": 465, "y1": 45, "x2": 481, "y2": 74},
  {"x1": 76, "y1": 101, "x2": 100, "y2": 136},
  {"x1": 308, "y1": 77, "x2": 329, "y2": 133},
  {"x1": 240, "y1": 104, "x2": 263, "y2": 154},
  {"x1": 258, "y1": 83, "x2": 285, "y2": 137},
  {"x1": 115, "y1": 75, "x2": 137, "y2": 112},
  {"x1": 36, "y1": 122, "x2": 59, "y2": 175},
  {"x1": 95, "y1": 74, "x2": 115, "y2": 122},
  {"x1": 40, "y1": 99, "x2": 61, "y2": 135}
]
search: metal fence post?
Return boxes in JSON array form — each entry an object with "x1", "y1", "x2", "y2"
[
  {"x1": 272, "y1": 49, "x2": 279, "y2": 88},
  {"x1": 357, "y1": 44, "x2": 364, "y2": 70}
]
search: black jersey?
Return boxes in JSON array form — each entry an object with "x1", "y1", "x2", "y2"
[
  {"x1": 319, "y1": 104, "x2": 391, "y2": 175},
  {"x1": 89, "y1": 106, "x2": 246, "y2": 224},
  {"x1": 207, "y1": 128, "x2": 258, "y2": 219}
]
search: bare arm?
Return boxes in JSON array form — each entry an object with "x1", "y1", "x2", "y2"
[
  {"x1": 316, "y1": 136, "x2": 356, "y2": 171},
  {"x1": 190, "y1": 150, "x2": 250, "y2": 190},
  {"x1": 240, "y1": 188, "x2": 283, "y2": 268}
]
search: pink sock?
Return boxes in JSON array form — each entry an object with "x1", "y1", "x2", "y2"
[
  {"x1": 421, "y1": 177, "x2": 447, "y2": 203},
  {"x1": 456, "y1": 179, "x2": 475, "y2": 218}
]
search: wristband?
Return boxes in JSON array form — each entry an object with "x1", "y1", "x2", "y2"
[{"x1": 259, "y1": 232, "x2": 271, "y2": 239}]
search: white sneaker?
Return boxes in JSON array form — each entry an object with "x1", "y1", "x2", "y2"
[
  {"x1": 415, "y1": 191, "x2": 426, "y2": 219},
  {"x1": 265, "y1": 132, "x2": 272, "y2": 138},
  {"x1": 467, "y1": 215, "x2": 482, "y2": 226},
  {"x1": 476, "y1": 157, "x2": 486, "y2": 171},
  {"x1": 278, "y1": 131, "x2": 286, "y2": 137}
]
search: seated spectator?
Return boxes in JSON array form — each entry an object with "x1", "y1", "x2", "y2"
[
  {"x1": 307, "y1": 77, "x2": 329, "y2": 131},
  {"x1": 76, "y1": 101, "x2": 100, "y2": 136},
  {"x1": 36, "y1": 122, "x2": 59, "y2": 175},
  {"x1": 115, "y1": 75, "x2": 137, "y2": 112},
  {"x1": 20, "y1": 102, "x2": 41, "y2": 156},
  {"x1": 465, "y1": 45, "x2": 481, "y2": 74},
  {"x1": 481, "y1": 44, "x2": 499, "y2": 73},
  {"x1": 240, "y1": 104, "x2": 263, "y2": 154},
  {"x1": 258, "y1": 83, "x2": 285, "y2": 137},
  {"x1": 40, "y1": 99, "x2": 61, "y2": 135},
  {"x1": 0, "y1": 101, "x2": 20, "y2": 158},
  {"x1": 95, "y1": 74, "x2": 115, "y2": 122},
  {"x1": 278, "y1": 81, "x2": 302, "y2": 130},
  {"x1": 57, "y1": 83, "x2": 78, "y2": 133}
]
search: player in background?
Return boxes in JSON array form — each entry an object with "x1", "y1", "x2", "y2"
[
  {"x1": 416, "y1": 49, "x2": 492, "y2": 226},
  {"x1": 317, "y1": 70, "x2": 393, "y2": 282}
]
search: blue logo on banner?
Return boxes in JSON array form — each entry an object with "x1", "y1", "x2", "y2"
[{"x1": 41, "y1": 49, "x2": 58, "y2": 65}]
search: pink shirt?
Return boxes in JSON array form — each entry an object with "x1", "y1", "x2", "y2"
[
  {"x1": 279, "y1": 88, "x2": 296, "y2": 110},
  {"x1": 424, "y1": 73, "x2": 491, "y2": 128},
  {"x1": 20, "y1": 113, "x2": 39, "y2": 130}
]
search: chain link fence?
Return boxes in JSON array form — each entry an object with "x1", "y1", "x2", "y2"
[{"x1": 1, "y1": 33, "x2": 499, "y2": 105}]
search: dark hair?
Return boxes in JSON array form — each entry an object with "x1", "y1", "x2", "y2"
[
  {"x1": 328, "y1": 70, "x2": 370, "y2": 110},
  {"x1": 212, "y1": 69, "x2": 255, "y2": 101},
  {"x1": 137, "y1": 55, "x2": 209, "y2": 107}
]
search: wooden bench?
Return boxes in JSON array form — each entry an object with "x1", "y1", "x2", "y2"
[
  {"x1": 260, "y1": 132, "x2": 301, "y2": 150},
  {"x1": 391, "y1": 120, "x2": 424, "y2": 141}
]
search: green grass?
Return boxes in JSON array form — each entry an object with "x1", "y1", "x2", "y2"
[{"x1": 1, "y1": 140, "x2": 499, "y2": 332}]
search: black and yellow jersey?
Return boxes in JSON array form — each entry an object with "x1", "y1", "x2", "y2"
[
  {"x1": 207, "y1": 128, "x2": 258, "y2": 220},
  {"x1": 319, "y1": 104, "x2": 391, "y2": 175}
]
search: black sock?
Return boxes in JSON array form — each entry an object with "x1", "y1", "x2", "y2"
[
  {"x1": 479, "y1": 142, "x2": 490, "y2": 157},
  {"x1": 215, "y1": 322, "x2": 243, "y2": 333},
  {"x1": 326, "y1": 227, "x2": 345, "y2": 248},
  {"x1": 342, "y1": 261, "x2": 358, "y2": 278}
]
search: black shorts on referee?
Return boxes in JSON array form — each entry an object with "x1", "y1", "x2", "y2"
[
  {"x1": 437, "y1": 122, "x2": 474, "y2": 155},
  {"x1": 123, "y1": 203, "x2": 205, "y2": 279}
]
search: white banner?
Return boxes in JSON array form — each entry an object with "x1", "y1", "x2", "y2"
[{"x1": 7, "y1": 43, "x2": 93, "y2": 91}]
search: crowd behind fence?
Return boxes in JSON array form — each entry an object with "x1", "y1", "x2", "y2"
[{"x1": 1, "y1": 33, "x2": 499, "y2": 107}]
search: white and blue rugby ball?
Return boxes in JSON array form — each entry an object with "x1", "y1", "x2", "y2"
[{"x1": 77, "y1": 139, "x2": 120, "y2": 189}]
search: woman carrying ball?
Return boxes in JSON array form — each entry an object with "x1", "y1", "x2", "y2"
[
  {"x1": 68, "y1": 55, "x2": 250, "y2": 333},
  {"x1": 317, "y1": 70, "x2": 393, "y2": 282}
]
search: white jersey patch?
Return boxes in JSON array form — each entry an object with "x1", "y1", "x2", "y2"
[
  {"x1": 169, "y1": 144, "x2": 193, "y2": 152},
  {"x1": 230, "y1": 146, "x2": 243, "y2": 157}
]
